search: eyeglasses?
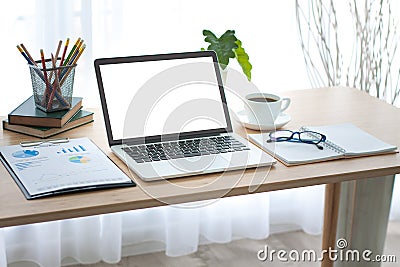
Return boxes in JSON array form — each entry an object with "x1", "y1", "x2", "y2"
[{"x1": 267, "y1": 130, "x2": 326, "y2": 150}]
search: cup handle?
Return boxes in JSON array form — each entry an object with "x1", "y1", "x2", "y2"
[{"x1": 280, "y1": 98, "x2": 291, "y2": 112}]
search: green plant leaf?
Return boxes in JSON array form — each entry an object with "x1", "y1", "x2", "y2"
[
  {"x1": 203, "y1": 29, "x2": 238, "y2": 69},
  {"x1": 234, "y1": 39, "x2": 252, "y2": 81}
]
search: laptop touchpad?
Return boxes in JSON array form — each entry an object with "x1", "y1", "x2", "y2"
[{"x1": 145, "y1": 155, "x2": 229, "y2": 178}]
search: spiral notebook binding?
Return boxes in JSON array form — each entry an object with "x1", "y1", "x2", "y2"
[
  {"x1": 300, "y1": 126, "x2": 346, "y2": 155},
  {"x1": 324, "y1": 139, "x2": 346, "y2": 154}
]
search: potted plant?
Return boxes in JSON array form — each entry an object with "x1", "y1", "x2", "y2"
[{"x1": 202, "y1": 29, "x2": 252, "y2": 82}]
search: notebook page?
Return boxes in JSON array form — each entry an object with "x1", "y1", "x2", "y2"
[
  {"x1": 249, "y1": 133, "x2": 341, "y2": 165},
  {"x1": 305, "y1": 123, "x2": 397, "y2": 156}
]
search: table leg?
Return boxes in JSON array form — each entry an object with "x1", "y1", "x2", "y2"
[
  {"x1": 321, "y1": 182, "x2": 341, "y2": 267},
  {"x1": 334, "y1": 176, "x2": 394, "y2": 267}
]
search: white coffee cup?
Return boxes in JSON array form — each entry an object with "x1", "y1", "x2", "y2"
[{"x1": 244, "y1": 93, "x2": 291, "y2": 125}]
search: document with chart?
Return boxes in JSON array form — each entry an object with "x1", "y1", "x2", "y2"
[{"x1": 0, "y1": 137, "x2": 135, "y2": 199}]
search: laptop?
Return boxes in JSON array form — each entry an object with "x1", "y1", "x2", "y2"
[{"x1": 94, "y1": 51, "x2": 276, "y2": 181}]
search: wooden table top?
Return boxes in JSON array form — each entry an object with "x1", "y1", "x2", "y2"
[{"x1": 1, "y1": 87, "x2": 400, "y2": 228}]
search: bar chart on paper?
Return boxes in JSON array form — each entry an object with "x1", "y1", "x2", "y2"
[
  {"x1": 15, "y1": 161, "x2": 37, "y2": 171},
  {"x1": 57, "y1": 144, "x2": 87, "y2": 154}
]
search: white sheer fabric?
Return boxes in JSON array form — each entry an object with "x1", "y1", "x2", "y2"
[
  {"x1": 0, "y1": 1, "x2": 398, "y2": 266},
  {"x1": 1, "y1": 188, "x2": 326, "y2": 267},
  {"x1": 390, "y1": 178, "x2": 400, "y2": 220}
]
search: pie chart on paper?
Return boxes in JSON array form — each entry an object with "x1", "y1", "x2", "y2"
[
  {"x1": 68, "y1": 156, "x2": 91, "y2": 164},
  {"x1": 12, "y1": 150, "x2": 39, "y2": 158}
]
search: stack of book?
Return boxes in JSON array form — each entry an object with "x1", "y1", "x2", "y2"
[{"x1": 2, "y1": 96, "x2": 93, "y2": 138}]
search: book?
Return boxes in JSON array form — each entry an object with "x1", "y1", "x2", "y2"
[
  {"x1": 0, "y1": 137, "x2": 135, "y2": 199},
  {"x1": 3, "y1": 110, "x2": 94, "y2": 138},
  {"x1": 8, "y1": 96, "x2": 83, "y2": 128},
  {"x1": 249, "y1": 123, "x2": 397, "y2": 166}
]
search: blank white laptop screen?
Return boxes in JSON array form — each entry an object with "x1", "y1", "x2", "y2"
[{"x1": 99, "y1": 56, "x2": 228, "y2": 141}]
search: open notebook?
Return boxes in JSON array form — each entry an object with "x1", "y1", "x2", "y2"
[{"x1": 249, "y1": 123, "x2": 397, "y2": 166}]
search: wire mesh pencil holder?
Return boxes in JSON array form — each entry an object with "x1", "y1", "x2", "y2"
[{"x1": 29, "y1": 59, "x2": 76, "y2": 112}]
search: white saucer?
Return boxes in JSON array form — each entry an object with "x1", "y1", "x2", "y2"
[{"x1": 235, "y1": 110, "x2": 291, "y2": 131}]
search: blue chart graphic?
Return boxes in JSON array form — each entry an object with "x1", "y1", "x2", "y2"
[
  {"x1": 15, "y1": 162, "x2": 34, "y2": 171},
  {"x1": 57, "y1": 145, "x2": 87, "y2": 154},
  {"x1": 12, "y1": 150, "x2": 39, "y2": 158}
]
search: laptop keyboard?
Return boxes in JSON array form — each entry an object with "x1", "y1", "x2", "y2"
[{"x1": 122, "y1": 136, "x2": 250, "y2": 164}]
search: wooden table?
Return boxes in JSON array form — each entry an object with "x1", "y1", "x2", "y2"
[{"x1": 1, "y1": 87, "x2": 399, "y2": 267}]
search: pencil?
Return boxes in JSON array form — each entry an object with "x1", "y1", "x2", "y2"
[
  {"x1": 17, "y1": 45, "x2": 49, "y2": 87},
  {"x1": 67, "y1": 40, "x2": 83, "y2": 65},
  {"x1": 63, "y1": 41, "x2": 80, "y2": 69},
  {"x1": 49, "y1": 40, "x2": 62, "y2": 81},
  {"x1": 63, "y1": 37, "x2": 80, "y2": 66},
  {"x1": 59, "y1": 44, "x2": 86, "y2": 86},
  {"x1": 20, "y1": 43, "x2": 37, "y2": 66},
  {"x1": 54, "y1": 40, "x2": 62, "y2": 63},
  {"x1": 16, "y1": 45, "x2": 34, "y2": 65},
  {"x1": 72, "y1": 44, "x2": 86, "y2": 65},
  {"x1": 60, "y1": 39, "x2": 83, "y2": 79},
  {"x1": 59, "y1": 38, "x2": 69, "y2": 68},
  {"x1": 69, "y1": 39, "x2": 84, "y2": 64},
  {"x1": 40, "y1": 49, "x2": 51, "y2": 106},
  {"x1": 76, "y1": 39, "x2": 84, "y2": 51},
  {"x1": 47, "y1": 54, "x2": 59, "y2": 110},
  {"x1": 53, "y1": 40, "x2": 63, "y2": 92}
]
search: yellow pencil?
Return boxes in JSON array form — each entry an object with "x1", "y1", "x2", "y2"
[
  {"x1": 59, "y1": 44, "x2": 86, "y2": 86},
  {"x1": 76, "y1": 39, "x2": 84, "y2": 51},
  {"x1": 66, "y1": 39, "x2": 83, "y2": 66},
  {"x1": 20, "y1": 43, "x2": 37, "y2": 66},
  {"x1": 72, "y1": 44, "x2": 86, "y2": 65},
  {"x1": 63, "y1": 37, "x2": 81, "y2": 65}
]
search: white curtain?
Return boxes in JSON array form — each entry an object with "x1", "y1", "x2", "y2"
[
  {"x1": 391, "y1": 178, "x2": 400, "y2": 220},
  {"x1": 0, "y1": 1, "x2": 398, "y2": 266},
  {"x1": 1, "y1": 188, "x2": 325, "y2": 267}
]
